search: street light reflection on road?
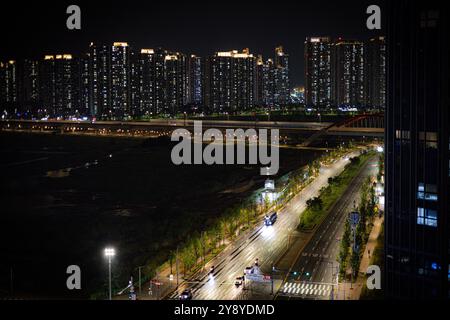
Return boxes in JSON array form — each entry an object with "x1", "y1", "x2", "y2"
[{"x1": 261, "y1": 225, "x2": 275, "y2": 240}]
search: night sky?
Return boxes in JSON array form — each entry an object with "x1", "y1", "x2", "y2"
[{"x1": 1, "y1": 0, "x2": 385, "y2": 86}]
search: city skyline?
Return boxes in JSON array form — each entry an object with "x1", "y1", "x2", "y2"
[
  {"x1": 1, "y1": 37, "x2": 386, "y2": 119},
  {"x1": 0, "y1": 0, "x2": 384, "y2": 87},
  {"x1": 2, "y1": 0, "x2": 449, "y2": 305}
]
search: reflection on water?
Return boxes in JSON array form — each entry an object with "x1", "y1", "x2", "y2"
[{"x1": 46, "y1": 168, "x2": 72, "y2": 178}]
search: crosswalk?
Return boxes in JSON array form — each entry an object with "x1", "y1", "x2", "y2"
[{"x1": 280, "y1": 282, "x2": 333, "y2": 298}]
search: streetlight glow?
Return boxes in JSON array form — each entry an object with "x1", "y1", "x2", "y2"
[
  {"x1": 104, "y1": 248, "x2": 115, "y2": 257},
  {"x1": 104, "y1": 247, "x2": 116, "y2": 300}
]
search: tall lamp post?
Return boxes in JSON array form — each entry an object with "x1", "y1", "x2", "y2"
[{"x1": 104, "y1": 247, "x2": 116, "y2": 300}]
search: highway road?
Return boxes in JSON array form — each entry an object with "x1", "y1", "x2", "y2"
[
  {"x1": 278, "y1": 156, "x2": 378, "y2": 300},
  {"x1": 170, "y1": 150, "x2": 362, "y2": 300}
]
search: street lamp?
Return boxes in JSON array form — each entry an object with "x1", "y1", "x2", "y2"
[{"x1": 104, "y1": 247, "x2": 116, "y2": 300}]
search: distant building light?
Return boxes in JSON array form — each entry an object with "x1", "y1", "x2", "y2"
[
  {"x1": 141, "y1": 49, "x2": 154, "y2": 54},
  {"x1": 113, "y1": 42, "x2": 129, "y2": 47},
  {"x1": 217, "y1": 50, "x2": 253, "y2": 58},
  {"x1": 165, "y1": 55, "x2": 178, "y2": 61}
]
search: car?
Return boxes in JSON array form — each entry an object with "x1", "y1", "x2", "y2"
[
  {"x1": 179, "y1": 289, "x2": 192, "y2": 300},
  {"x1": 244, "y1": 266, "x2": 253, "y2": 275},
  {"x1": 209, "y1": 266, "x2": 215, "y2": 279},
  {"x1": 235, "y1": 277, "x2": 244, "y2": 287},
  {"x1": 264, "y1": 212, "x2": 277, "y2": 226},
  {"x1": 254, "y1": 258, "x2": 259, "y2": 266}
]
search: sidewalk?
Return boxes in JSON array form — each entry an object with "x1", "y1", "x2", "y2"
[{"x1": 336, "y1": 215, "x2": 384, "y2": 300}]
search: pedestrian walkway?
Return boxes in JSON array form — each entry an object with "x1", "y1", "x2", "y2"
[
  {"x1": 336, "y1": 215, "x2": 384, "y2": 300},
  {"x1": 280, "y1": 282, "x2": 333, "y2": 299}
]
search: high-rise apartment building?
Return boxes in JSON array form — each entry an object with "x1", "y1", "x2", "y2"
[
  {"x1": 0, "y1": 60, "x2": 18, "y2": 114},
  {"x1": 274, "y1": 46, "x2": 290, "y2": 106},
  {"x1": 77, "y1": 55, "x2": 90, "y2": 117},
  {"x1": 364, "y1": 36, "x2": 386, "y2": 110},
  {"x1": 40, "y1": 54, "x2": 78, "y2": 117},
  {"x1": 130, "y1": 49, "x2": 155, "y2": 117},
  {"x1": 19, "y1": 59, "x2": 41, "y2": 115},
  {"x1": 89, "y1": 43, "x2": 111, "y2": 118},
  {"x1": 187, "y1": 55, "x2": 203, "y2": 106},
  {"x1": 110, "y1": 42, "x2": 131, "y2": 119},
  {"x1": 332, "y1": 39, "x2": 365, "y2": 107},
  {"x1": 153, "y1": 48, "x2": 167, "y2": 115},
  {"x1": 164, "y1": 52, "x2": 188, "y2": 115},
  {"x1": 304, "y1": 37, "x2": 332, "y2": 108},
  {"x1": 206, "y1": 49, "x2": 256, "y2": 113}
]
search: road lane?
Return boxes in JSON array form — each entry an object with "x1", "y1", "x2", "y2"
[
  {"x1": 280, "y1": 156, "x2": 378, "y2": 300},
  {"x1": 172, "y1": 151, "x2": 362, "y2": 300}
]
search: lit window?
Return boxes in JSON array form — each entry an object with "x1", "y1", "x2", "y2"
[
  {"x1": 419, "y1": 131, "x2": 438, "y2": 148},
  {"x1": 417, "y1": 183, "x2": 438, "y2": 201},
  {"x1": 417, "y1": 207, "x2": 438, "y2": 227}
]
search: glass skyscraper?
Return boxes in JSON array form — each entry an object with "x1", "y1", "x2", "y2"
[{"x1": 385, "y1": 0, "x2": 449, "y2": 299}]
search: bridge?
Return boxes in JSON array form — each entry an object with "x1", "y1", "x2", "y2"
[
  {"x1": 300, "y1": 113, "x2": 384, "y2": 147},
  {"x1": 0, "y1": 114, "x2": 384, "y2": 141}
]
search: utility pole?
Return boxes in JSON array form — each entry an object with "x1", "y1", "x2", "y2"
[
  {"x1": 10, "y1": 266, "x2": 13, "y2": 296},
  {"x1": 176, "y1": 246, "x2": 179, "y2": 291},
  {"x1": 137, "y1": 266, "x2": 144, "y2": 295},
  {"x1": 108, "y1": 257, "x2": 112, "y2": 300},
  {"x1": 271, "y1": 263, "x2": 274, "y2": 295}
]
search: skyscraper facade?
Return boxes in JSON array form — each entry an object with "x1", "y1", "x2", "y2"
[
  {"x1": 187, "y1": 55, "x2": 203, "y2": 106},
  {"x1": 132, "y1": 49, "x2": 155, "y2": 117},
  {"x1": 18, "y1": 59, "x2": 40, "y2": 115},
  {"x1": 164, "y1": 52, "x2": 188, "y2": 115},
  {"x1": 255, "y1": 47, "x2": 290, "y2": 109},
  {"x1": 274, "y1": 46, "x2": 290, "y2": 106},
  {"x1": 78, "y1": 55, "x2": 90, "y2": 117},
  {"x1": 110, "y1": 42, "x2": 131, "y2": 119},
  {"x1": 386, "y1": 0, "x2": 449, "y2": 299},
  {"x1": 332, "y1": 39, "x2": 365, "y2": 107},
  {"x1": 89, "y1": 43, "x2": 111, "y2": 118},
  {"x1": 0, "y1": 60, "x2": 18, "y2": 114},
  {"x1": 207, "y1": 49, "x2": 256, "y2": 113},
  {"x1": 364, "y1": 36, "x2": 386, "y2": 110},
  {"x1": 153, "y1": 48, "x2": 167, "y2": 115},
  {"x1": 40, "y1": 54, "x2": 78, "y2": 117},
  {"x1": 304, "y1": 37, "x2": 332, "y2": 108}
]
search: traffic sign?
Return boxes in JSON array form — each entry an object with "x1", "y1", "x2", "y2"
[{"x1": 350, "y1": 211, "x2": 360, "y2": 228}]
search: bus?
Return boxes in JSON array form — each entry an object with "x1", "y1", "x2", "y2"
[{"x1": 264, "y1": 212, "x2": 277, "y2": 226}]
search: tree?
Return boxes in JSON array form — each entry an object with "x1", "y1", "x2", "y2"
[
  {"x1": 199, "y1": 231, "x2": 210, "y2": 264},
  {"x1": 264, "y1": 194, "x2": 271, "y2": 210},
  {"x1": 306, "y1": 197, "x2": 323, "y2": 211},
  {"x1": 350, "y1": 248, "x2": 360, "y2": 278},
  {"x1": 169, "y1": 251, "x2": 175, "y2": 274}
]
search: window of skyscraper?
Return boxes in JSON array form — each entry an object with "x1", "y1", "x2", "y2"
[
  {"x1": 417, "y1": 207, "x2": 438, "y2": 227},
  {"x1": 417, "y1": 183, "x2": 438, "y2": 201}
]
